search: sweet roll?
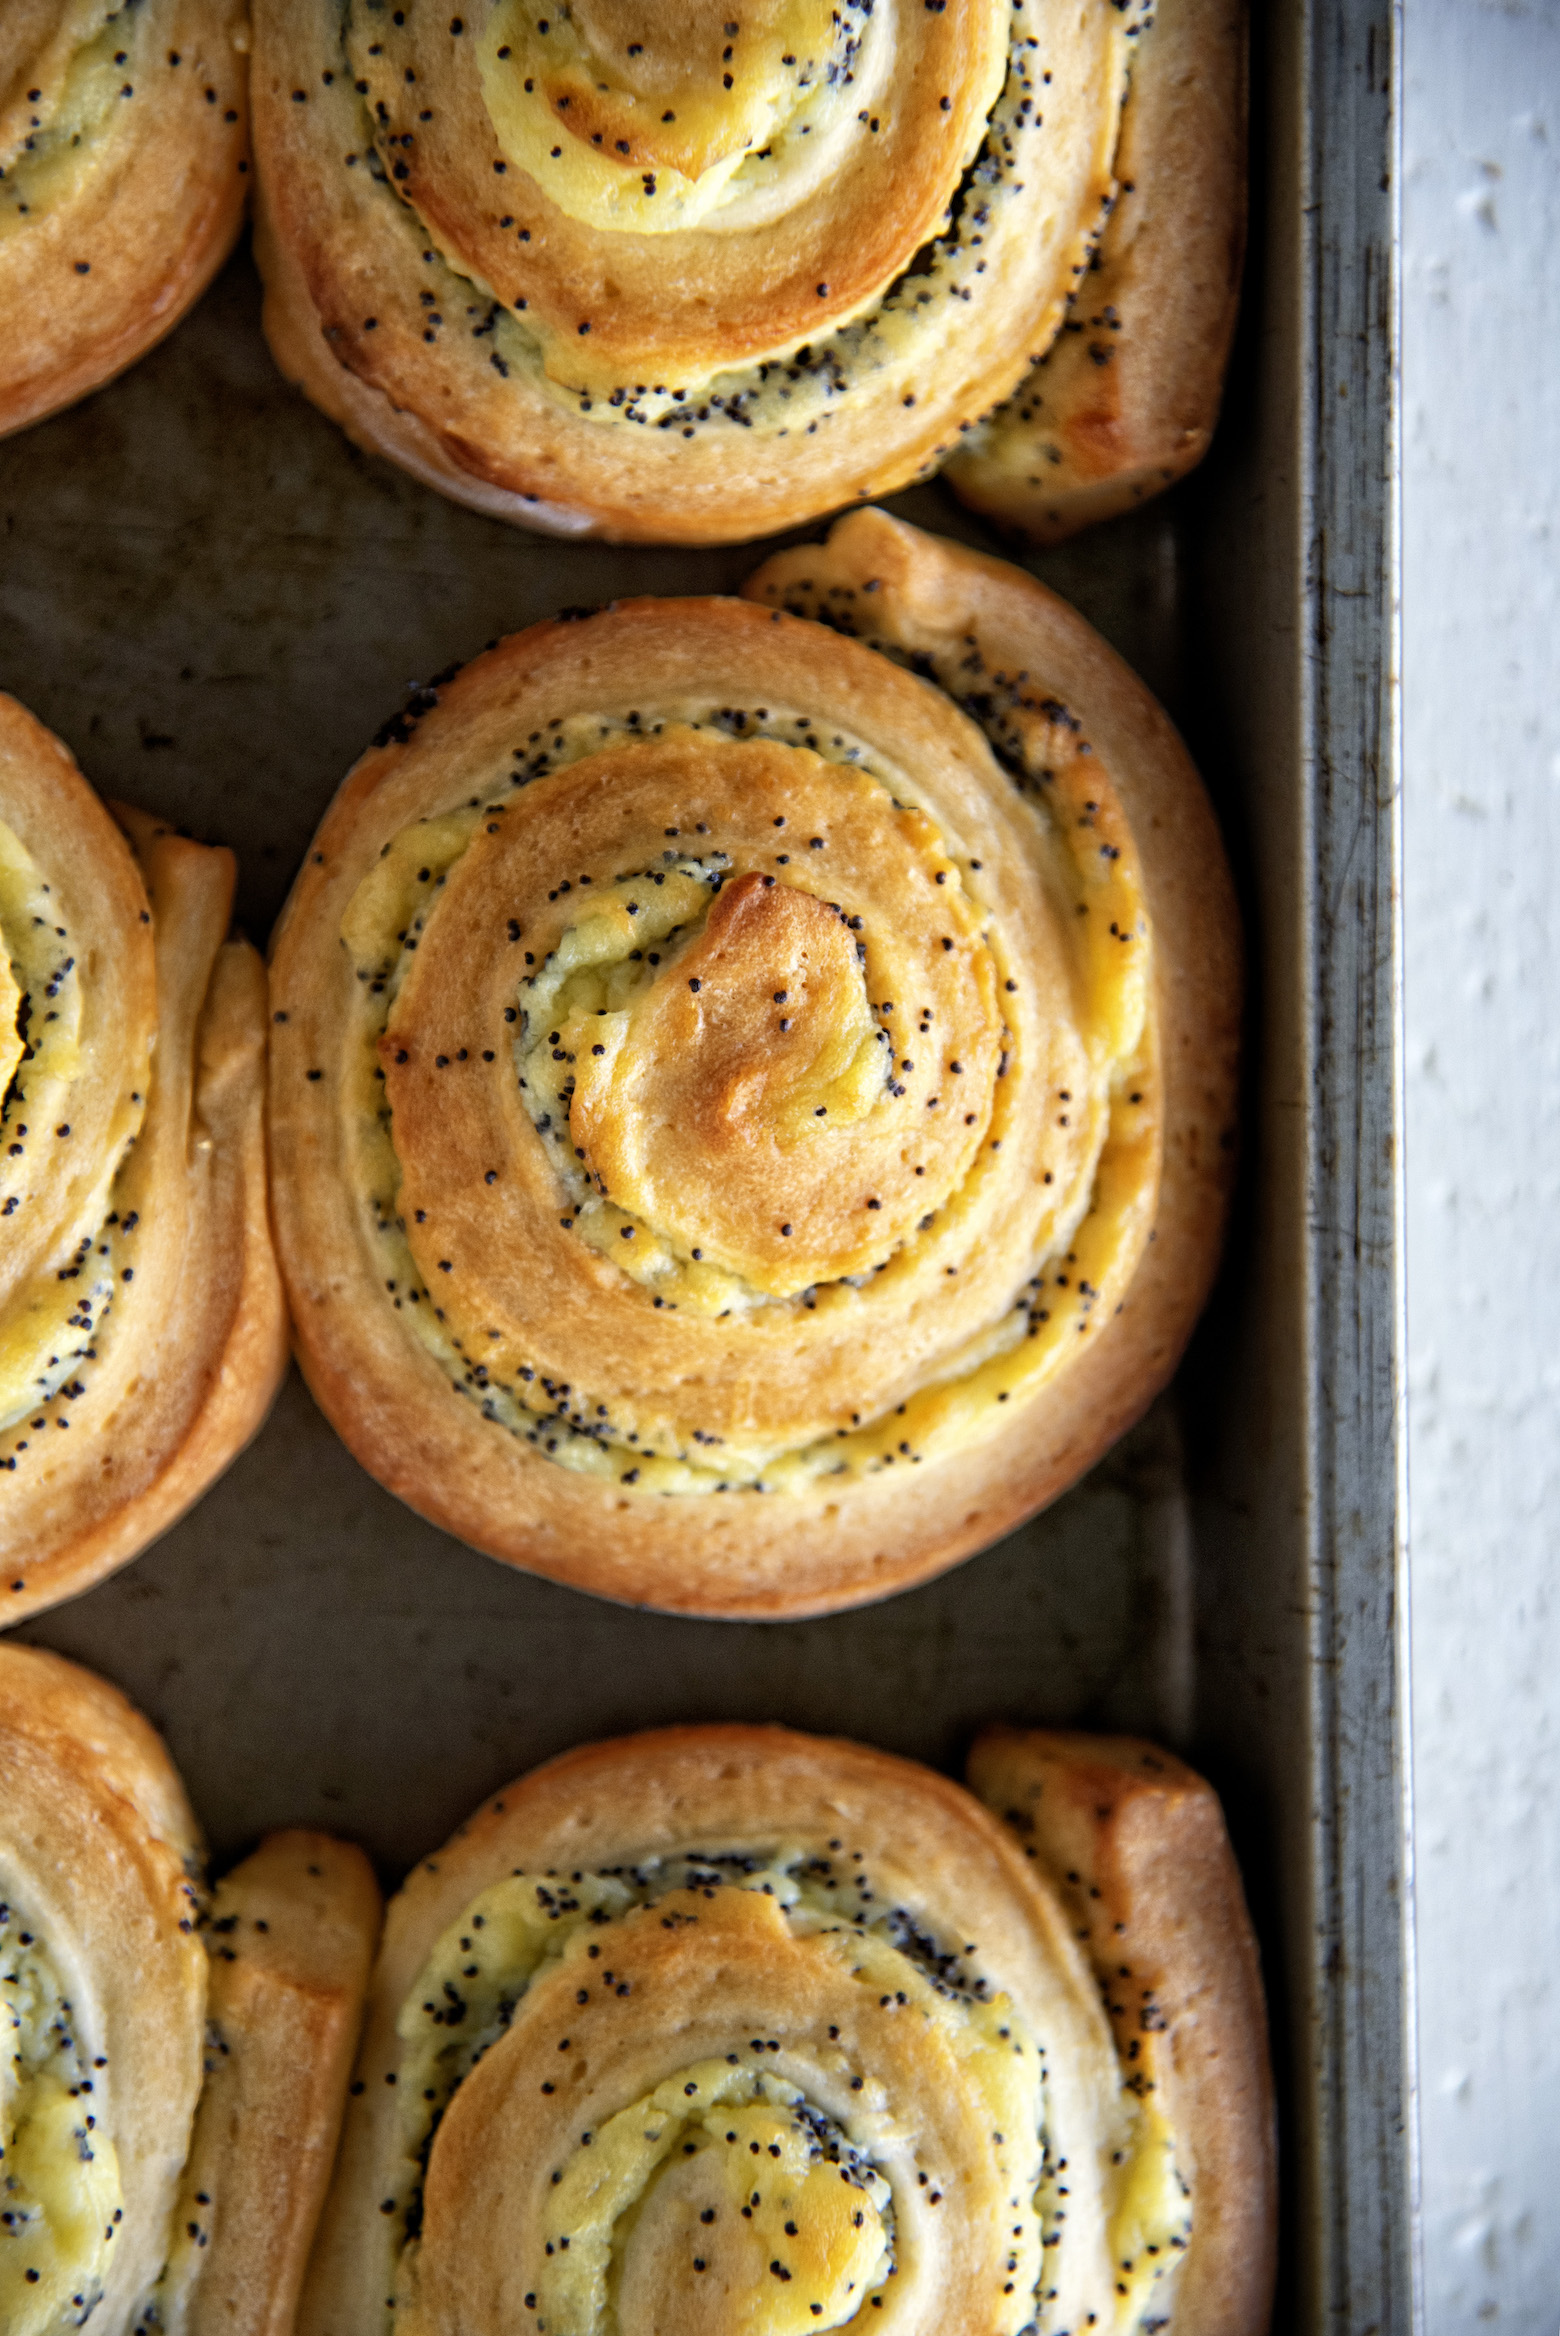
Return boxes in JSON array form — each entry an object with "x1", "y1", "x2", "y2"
[{"x1": 267, "y1": 509, "x2": 1240, "y2": 1616}]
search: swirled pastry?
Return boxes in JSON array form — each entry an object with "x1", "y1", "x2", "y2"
[
  {"x1": 0, "y1": 1639, "x2": 381, "y2": 2334},
  {"x1": 298, "y1": 1722, "x2": 1274, "y2": 2335},
  {"x1": 0, "y1": 695, "x2": 287, "y2": 1623},
  {"x1": 268, "y1": 510, "x2": 1239, "y2": 1616},
  {"x1": 0, "y1": 2, "x2": 251, "y2": 441},
  {"x1": 249, "y1": 0, "x2": 1243, "y2": 543}
]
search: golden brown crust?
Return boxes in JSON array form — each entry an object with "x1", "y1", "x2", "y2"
[
  {"x1": 0, "y1": 0, "x2": 251, "y2": 442},
  {"x1": 168, "y1": 1831, "x2": 382, "y2": 2336},
  {"x1": 0, "y1": 700, "x2": 289, "y2": 1624},
  {"x1": 949, "y1": 0, "x2": 1249, "y2": 542},
  {"x1": 355, "y1": 1723, "x2": 1096, "y2": 2017},
  {"x1": 968, "y1": 1728, "x2": 1277, "y2": 2336},
  {"x1": 267, "y1": 508, "x2": 1237, "y2": 1617},
  {"x1": 302, "y1": 1723, "x2": 1273, "y2": 2333},
  {"x1": 248, "y1": 0, "x2": 1241, "y2": 544}
]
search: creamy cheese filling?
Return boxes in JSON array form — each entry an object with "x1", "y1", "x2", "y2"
[
  {"x1": 0, "y1": 1893, "x2": 121, "y2": 2336},
  {"x1": 387, "y1": 1850, "x2": 1188, "y2": 2333},
  {"x1": 338, "y1": 693, "x2": 1153, "y2": 1495}
]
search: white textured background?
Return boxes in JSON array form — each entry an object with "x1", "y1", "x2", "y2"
[{"x1": 1403, "y1": 0, "x2": 1560, "y2": 2322}]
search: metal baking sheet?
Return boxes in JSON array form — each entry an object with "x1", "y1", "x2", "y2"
[{"x1": 0, "y1": 1, "x2": 1410, "y2": 2325}]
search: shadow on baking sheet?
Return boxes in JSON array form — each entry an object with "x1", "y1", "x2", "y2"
[{"x1": 17, "y1": 1369, "x2": 1193, "y2": 1875}]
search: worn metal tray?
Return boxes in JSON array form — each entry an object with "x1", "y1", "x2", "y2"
[{"x1": 0, "y1": 1, "x2": 1409, "y2": 2326}]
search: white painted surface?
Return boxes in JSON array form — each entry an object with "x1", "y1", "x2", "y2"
[{"x1": 1402, "y1": 1, "x2": 1560, "y2": 2324}]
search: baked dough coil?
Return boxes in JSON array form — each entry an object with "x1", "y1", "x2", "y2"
[
  {"x1": 0, "y1": 1640, "x2": 381, "y2": 2335},
  {"x1": 0, "y1": 695, "x2": 287, "y2": 1623},
  {"x1": 268, "y1": 510, "x2": 1239, "y2": 1617},
  {"x1": 249, "y1": 0, "x2": 1244, "y2": 544},
  {"x1": 299, "y1": 1723, "x2": 1275, "y2": 2336},
  {"x1": 0, "y1": 1, "x2": 251, "y2": 441}
]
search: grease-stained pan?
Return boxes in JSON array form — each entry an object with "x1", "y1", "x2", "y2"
[{"x1": 1, "y1": 0, "x2": 1410, "y2": 2326}]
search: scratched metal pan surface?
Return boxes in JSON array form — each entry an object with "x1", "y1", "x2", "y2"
[{"x1": 0, "y1": 1, "x2": 1410, "y2": 2326}]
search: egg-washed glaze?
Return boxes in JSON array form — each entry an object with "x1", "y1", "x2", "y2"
[
  {"x1": 0, "y1": 696, "x2": 286, "y2": 1625},
  {"x1": 0, "y1": 1642, "x2": 381, "y2": 2336},
  {"x1": 297, "y1": 1725, "x2": 1275, "y2": 2336},
  {"x1": 267, "y1": 510, "x2": 1239, "y2": 1617},
  {"x1": 0, "y1": 0, "x2": 250, "y2": 441},
  {"x1": 248, "y1": 0, "x2": 1244, "y2": 543}
]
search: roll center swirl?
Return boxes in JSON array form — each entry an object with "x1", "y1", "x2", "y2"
[
  {"x1": 555, "y1": 869, "x2": 979, "y2": 1298},
  {"x1": 484, "y1": 0, "x2": 842, "y2": 185},
  {"x1": 473, "y1": 0, "x2": 897, "y2": 245}
]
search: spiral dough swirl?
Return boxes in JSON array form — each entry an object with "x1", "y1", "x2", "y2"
[{"x1": 268, "y1": 510, "x2": 1238, "y2": 1614}]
